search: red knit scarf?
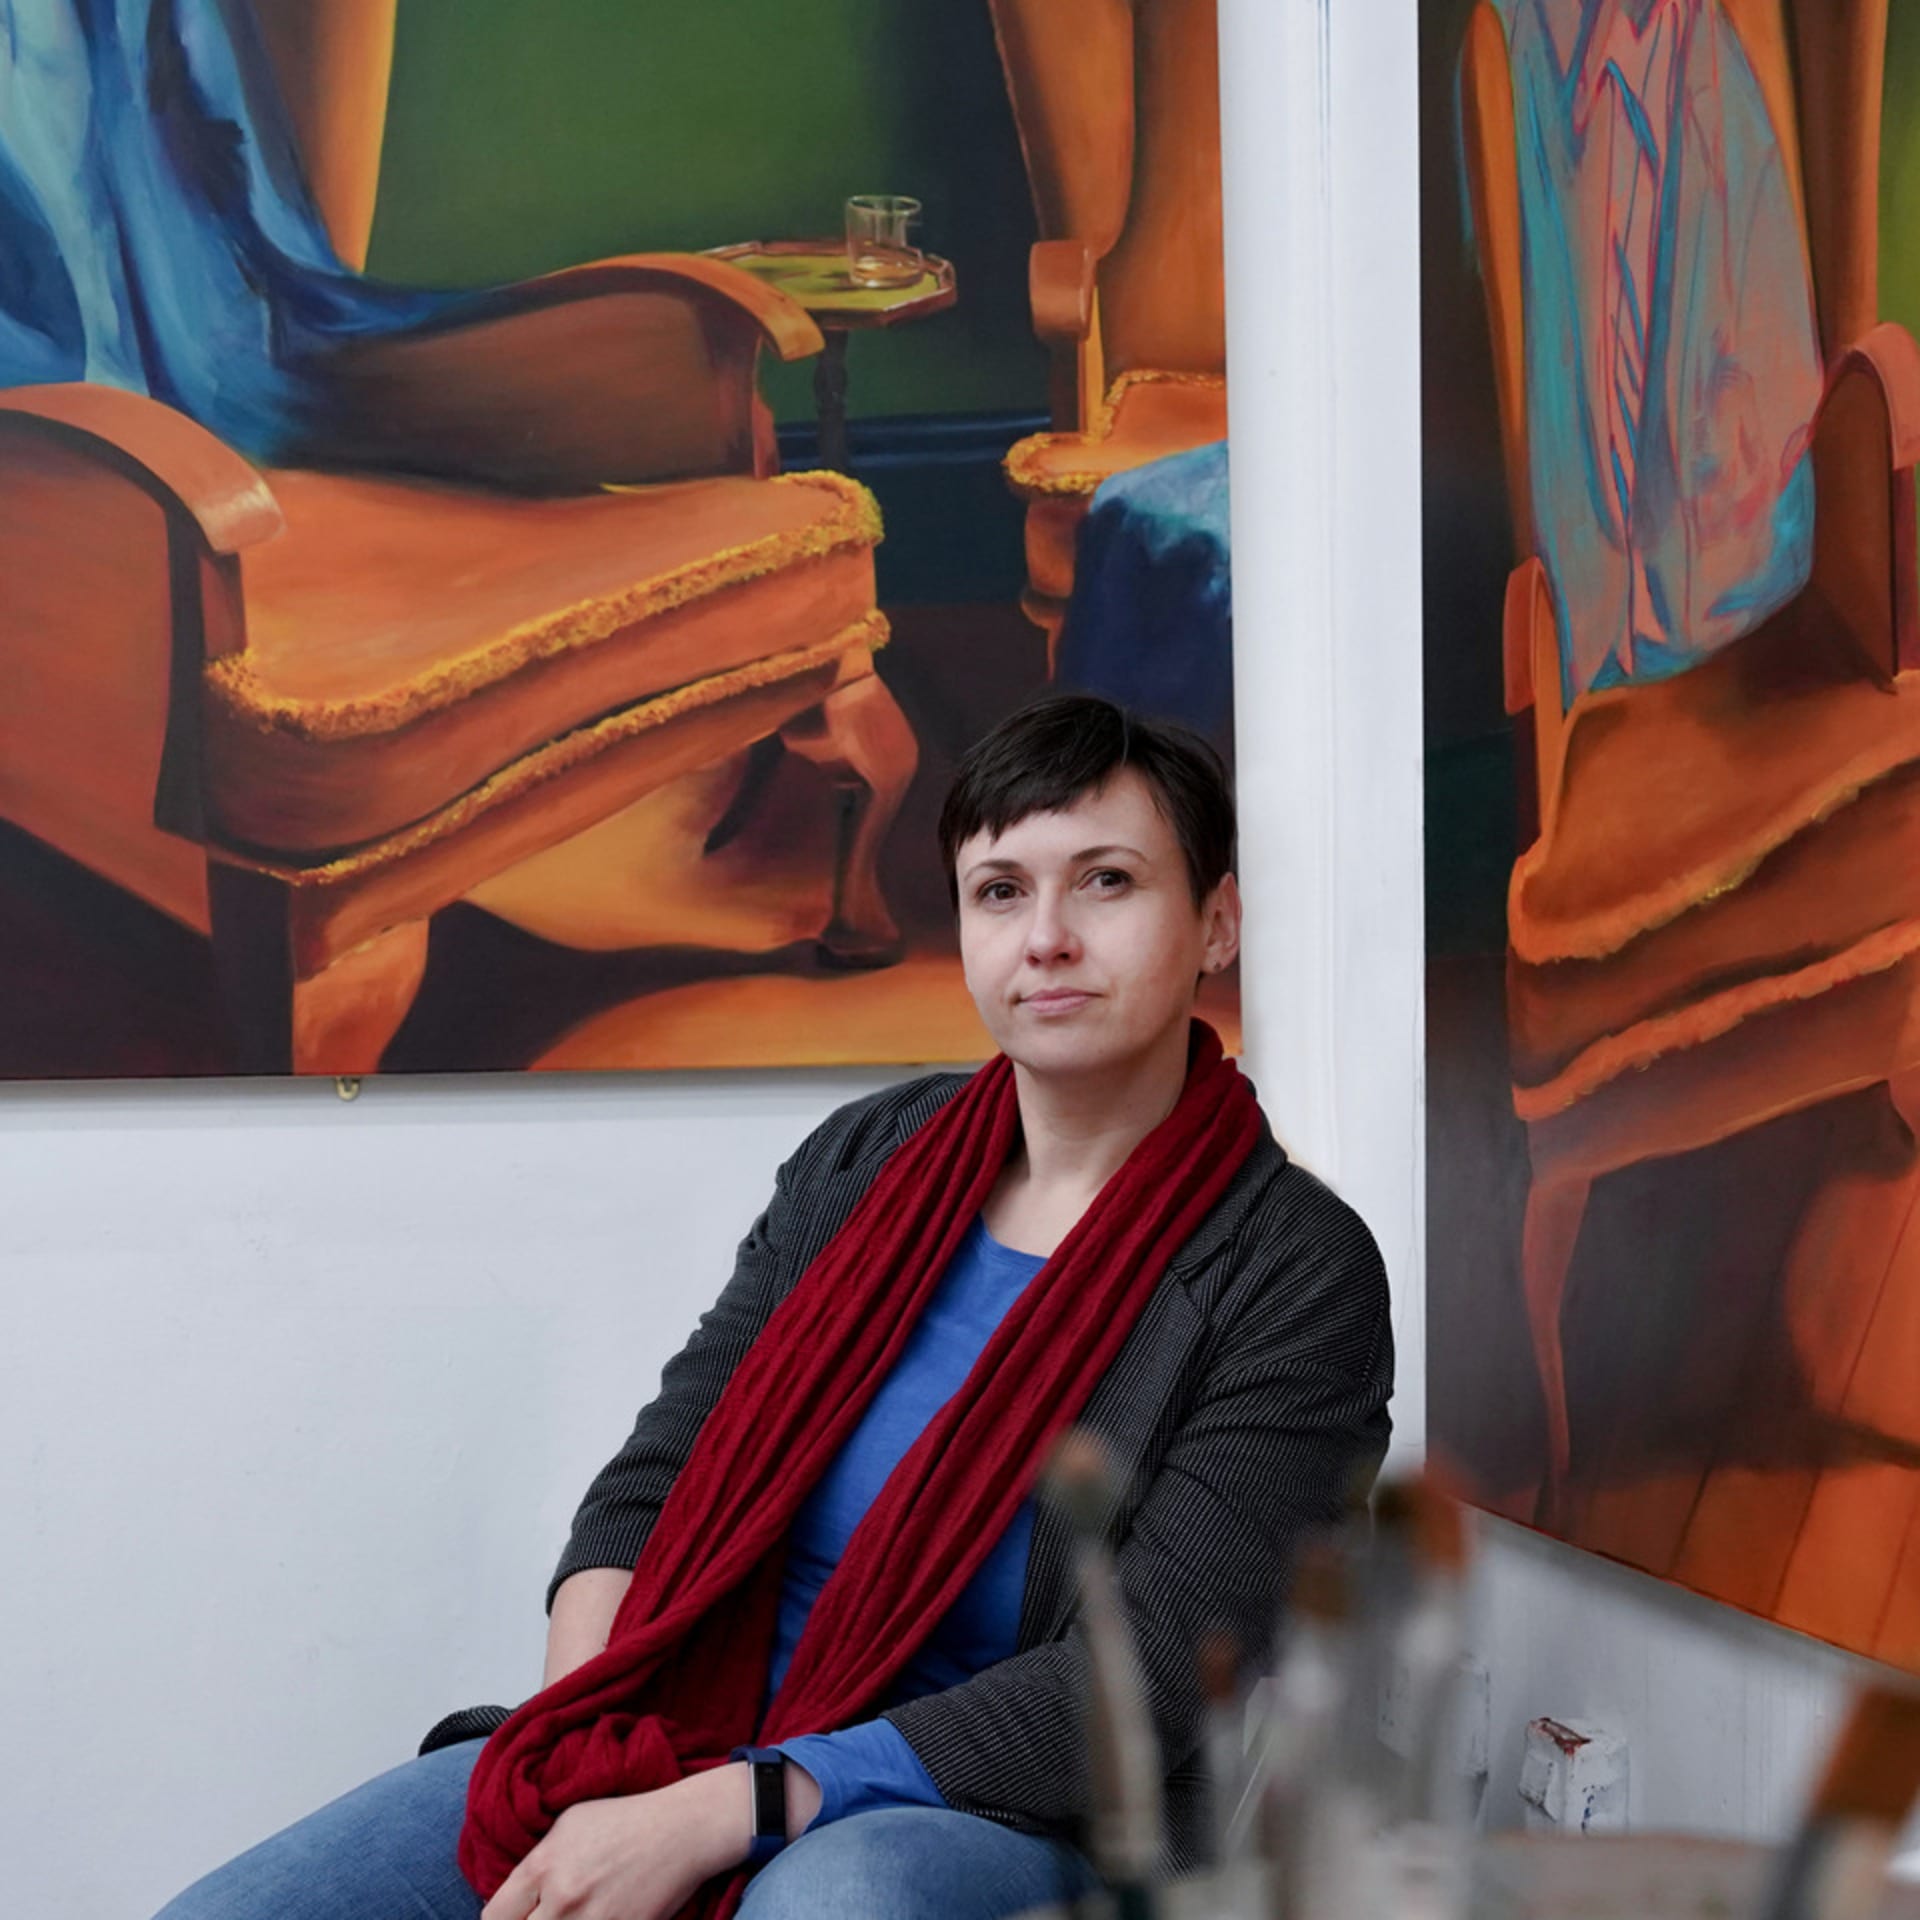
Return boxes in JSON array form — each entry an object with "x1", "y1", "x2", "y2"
[{"x1": 459, "y1": 1020, "x2": 1261, "y2": 1912}]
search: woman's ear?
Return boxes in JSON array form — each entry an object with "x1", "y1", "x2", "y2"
[{"x1": 1201, "y1": 872, "x2": 1243, "y2": 974}]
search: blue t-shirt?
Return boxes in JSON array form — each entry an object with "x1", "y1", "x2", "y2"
[{"x1": 769, "y1": 1216, "x2": 1046, "y2": 1826}]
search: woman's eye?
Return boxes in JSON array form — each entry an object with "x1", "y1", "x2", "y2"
[
  {"x1": 978, "y1": 881, "x2": 1019, "y2": 905},
  {"x1": 1088, "y1": 869, "x2": 1131, "y2": 892}
]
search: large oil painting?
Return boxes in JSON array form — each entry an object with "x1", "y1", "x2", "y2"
[
  {"x1": 0, "y1": 0, "x2": 1235, "y2": 1076},
  {"x1": 1424, "y1": 0, "x2": 1920, "y2": 1661}
]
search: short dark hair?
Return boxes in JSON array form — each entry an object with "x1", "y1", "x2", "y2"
[{"x1": 937, "y1": 695, "x2": 1236, "y2": 908}]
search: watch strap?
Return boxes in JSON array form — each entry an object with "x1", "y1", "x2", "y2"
[{"x1": 734, "y1": 1745, "x2": 788, "y2": 1865}]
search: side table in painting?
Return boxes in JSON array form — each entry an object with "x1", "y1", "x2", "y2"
[{"x1": 708, "y1": 241, "x2": 958, "y2": 471}]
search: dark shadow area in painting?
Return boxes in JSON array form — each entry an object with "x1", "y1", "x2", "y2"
[{"x1": 0, "y1": 823, "x2": 228, "y2": 1081}]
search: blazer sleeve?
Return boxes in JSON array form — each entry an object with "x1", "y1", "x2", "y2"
[{"x1": 880, "y1": 1193, "x2": 1394, "y2": 1839}]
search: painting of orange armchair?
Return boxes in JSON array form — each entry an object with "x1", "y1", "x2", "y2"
[
  {"x1": 1459, "y1": 0, "x2": 1920, "y2": 1521},
  {"x1": 986, "y1": 0, "x2": 1228, "y2": 666},
  {"x1": 0, "y1": 0, "x2": 916, "y2": 1076}
]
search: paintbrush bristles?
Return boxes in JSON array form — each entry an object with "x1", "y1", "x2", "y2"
[
  {"x1": 1198, "y1": 1629, "x2": 1238, "y2": 1706},
  {"x1": 1290, "y1": 1540, "x2": 1351, "y2": 1624},
  {"x1": 1372, "y1": 1475, "x2": 1469, "y2": 1574},
  {"x1": 1810, "y1": 1686, "x2": 1920, "y2": 1825},
  {"x1": 1045, "y1": 1427, "x2": 1117, "y2": 1535}
]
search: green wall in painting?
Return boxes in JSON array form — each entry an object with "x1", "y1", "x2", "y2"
[
  {"x1": 1884, "y1": 10, "x2": 1920, "y2": 360},
  {"x1": 1881, "y1": 11, "x2": 1920, "y2": 558},
  {"x1": 368, "y1": 0, "x2": 1048, "y2": 426}
]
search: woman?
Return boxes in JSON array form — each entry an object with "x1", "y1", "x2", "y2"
[{"x1": 155, "y1": 694, "x2": 1392, "y2": 1920}]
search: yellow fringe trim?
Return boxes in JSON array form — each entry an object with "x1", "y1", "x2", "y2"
[
  {"x1": 1100, "y1": 367, "x2": 1228, "y2": 425},
  {"x1": 208, "y1": 470, "x2": 883, "y2": 743},
  {"x1": 1004, "y1": 371, "x2": 1227, "y2": 500},
  {"x1": 251, "y1": 612, "x2": 891, "y2": 890},
  {"x1": 1512, "y1": 915, "x2": 1920, "y2": 1121},
  {"x1": 1510, "y1": 752, "x2": 1919, "y2": 964}
]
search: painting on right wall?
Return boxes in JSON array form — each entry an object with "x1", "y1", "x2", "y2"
[{"x1": 1423, "y1": 0, "x2": 1920, "y2": 1660}]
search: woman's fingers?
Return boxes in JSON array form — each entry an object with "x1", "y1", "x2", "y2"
[{"x1": 479, "y1": 1853, "x2": 544, "y2": 1920}]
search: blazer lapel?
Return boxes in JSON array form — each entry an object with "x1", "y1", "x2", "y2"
[
  {"x1": 1017, "y1": 1279, "x2": 1209, "y2": 1645},
  {"x1": 1014, "y1": 1128, "x2": 1286, "y2": 1647}
]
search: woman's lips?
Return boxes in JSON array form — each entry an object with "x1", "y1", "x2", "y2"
[{"x1": 1022, "y1": 989, "x2": 1094, "y2": 1014}]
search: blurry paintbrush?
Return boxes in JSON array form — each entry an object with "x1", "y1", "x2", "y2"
[
  {"x1": 1046, "y1": 1427, "x2": 1163, "y2": 1920},
  {"x1": 1759, "y1": 1683, "x2": 1920, "y2": 1920}
]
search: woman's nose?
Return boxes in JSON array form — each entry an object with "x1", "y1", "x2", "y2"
[{"x1": 1025, "y1": 891, "x2": 1081, "y2": 962}]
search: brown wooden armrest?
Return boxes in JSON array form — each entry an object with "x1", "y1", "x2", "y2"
[
  {"x1": 0, "y1": 383, "x2": 282, "y2": 553},
  {"x1": 451, "y1": 251, "x2": 824, "y2": 363},
  {"x1": 314, "y1": 253, "x2": 821, "y2": 491},
  {"x1": 1029, "y1": 240, "x2": 1097, "y2": 346},
  {"x1": 1829, "y1": 321, "x2": 1920, "y2": 470},
  {"x1": 0, "y1": 380, "x2": 274, "y2": 901},
  {"x1": 1503, "y1": 554, "x2": 1564, "y2": 848},
  {"x1": 1811, "y1": 320, "x2": 1920, "y2": 677}
]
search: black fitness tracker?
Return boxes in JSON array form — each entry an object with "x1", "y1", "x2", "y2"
[{"x1": 737, "y1": 1746, "x2": 788, "y2": 1865}]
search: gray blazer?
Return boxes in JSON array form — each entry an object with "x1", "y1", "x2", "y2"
[{"x1": 552, "y1": 1071, "x2": 1394, "y2": 1875}]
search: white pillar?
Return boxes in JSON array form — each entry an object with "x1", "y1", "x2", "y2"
[{"x1": 1221, "y1": 0, "x2": 1426, "y2": 1462}]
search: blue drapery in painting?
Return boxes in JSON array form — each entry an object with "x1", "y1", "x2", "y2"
[
  {"x1": 0, "y1": 0, "x2": 459, "y2": 459},
  {"x1": 1055, "y1": 440, "x2": 1233, "y2": 759},
  {"x1": 1492, "y1": 0, "x2": 1823, "y2": 702}
]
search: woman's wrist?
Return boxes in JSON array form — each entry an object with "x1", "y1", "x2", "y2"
[
  {"x1": 678, "y1": 1763, "x2": 757, "y2": 1877},
  {"x1": 784, "y1": 1757, "x2": 823, "y2": 1838},
  {"x1": 680, "y1": 1757, "x2": 820, "y2": 1875}
]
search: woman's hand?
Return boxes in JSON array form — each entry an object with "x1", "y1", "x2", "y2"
[{"x1": 478, "y1": 1764, "x2": 749, "y2": 1920}]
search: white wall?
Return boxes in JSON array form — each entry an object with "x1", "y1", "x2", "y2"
[
  {"x1": 1, "y1": 1071, "x2": 899, "y2": 1914},
  {"x1": 1471, "y1": 1518, "x2": 1877, "y2": 1837},
  {"x1": 1, "y1": 2, "x2": 1888, "y2": 1915}
]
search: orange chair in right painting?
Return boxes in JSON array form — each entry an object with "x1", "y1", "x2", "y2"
[
  {"x1": 1460, "y1": 0, "x2": 1920, "y2": 1521},
  {"x1": 986, "y1": 0, "x2": 1228, "y2": 667}
]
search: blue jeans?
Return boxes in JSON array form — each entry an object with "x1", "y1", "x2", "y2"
[{"x1": 153, "y1": 1739, "x2": 1099, "y2": 1920}]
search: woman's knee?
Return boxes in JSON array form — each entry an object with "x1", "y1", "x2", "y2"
[
  {"x1": 150, "y1": 1738, "x2": 485, "y2": 1920},
  {"x1": 738, "y1": 1807, "x2": 1092, "y2": 1920}
]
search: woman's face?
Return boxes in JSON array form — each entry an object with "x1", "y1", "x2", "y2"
[{"x1": 954, "y1": 769, "x2": 1240, "y2": 1079}]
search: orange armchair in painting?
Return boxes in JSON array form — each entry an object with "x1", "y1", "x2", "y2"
[
  {"x1": 986, "y1": 0, "x2": 1227, "y2": 662},
  {"x1": 0, "y1": 0, "x2": 915, "y2": 1075},
  {"x1": 1459, "y1": 0, "x2": 1920, "y2": 1513}
]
